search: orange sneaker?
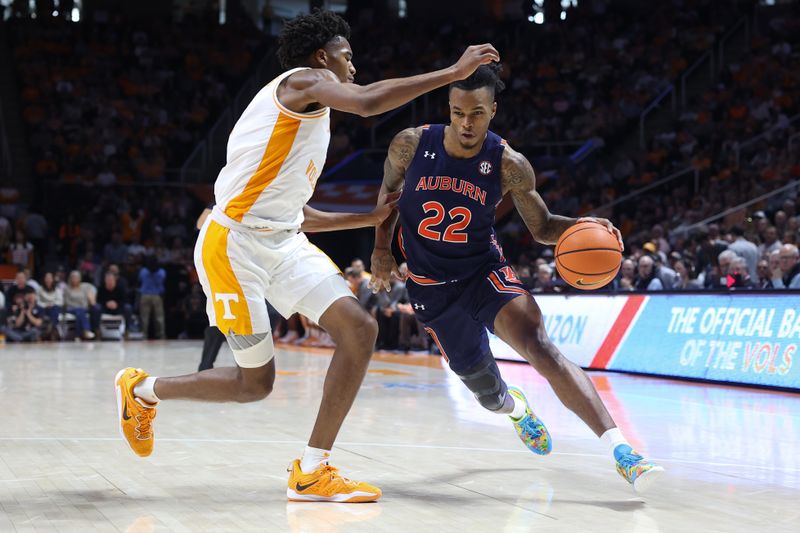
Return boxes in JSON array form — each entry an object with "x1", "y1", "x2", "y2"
[
  {"x1": 114, "y1": 368, "x2": 157, "y2": 457},
  {"x1": 286, "y1": 460, "x2": 381, "y2": 502}
]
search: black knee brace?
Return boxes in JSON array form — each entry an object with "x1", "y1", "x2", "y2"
[{"x1": 456, "y1": 353, "x2": 508, "y2": 412}]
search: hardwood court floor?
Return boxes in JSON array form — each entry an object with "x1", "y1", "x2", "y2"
[{"x1": 0, "y1": 340, "x2": 797, "y2": 532}]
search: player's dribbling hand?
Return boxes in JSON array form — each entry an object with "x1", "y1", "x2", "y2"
[
  {"x1": 452, "y1": 44, "x2": 500, "y2": 80},
  {"x1": 576, "y1": 217, "x2": 624, "y2": 251},
  {"x1": 369, "y1": 248, "x2": 402, "y2": 293}
]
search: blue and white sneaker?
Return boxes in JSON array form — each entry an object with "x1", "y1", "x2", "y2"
[
  {"x1": 614, "y1": 444, "x2": 664, "y2": 493},
  {"x1": 507, "y1": 386, "x2": 552, "y2": 455}
]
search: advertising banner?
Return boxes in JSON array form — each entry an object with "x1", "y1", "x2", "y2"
[
  {"x1": 610, "y1": 294, "x2": 800, "y2": 389},
  {"x1": 491, "y1": 293, "x2": 800, "y2": 390},
  {"x1": 489, "y1": 294, "x2": 631, "y2": 367}
]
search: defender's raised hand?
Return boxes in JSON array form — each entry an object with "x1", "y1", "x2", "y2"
[{"x1": 452, "y1": 44, "x2": 500, "y2": 80}]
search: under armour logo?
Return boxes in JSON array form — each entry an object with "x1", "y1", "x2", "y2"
[
  {"x1": 424, "y1": 151, "x2": 436, "y2": 159},
  {"x1": 413, "y1": 303, "x2": 425, "y2": 310}
]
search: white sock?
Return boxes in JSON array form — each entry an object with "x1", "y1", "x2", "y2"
[
  {"x1": 508, "y1": 394, "x2": 527, "y2": 420},
  {"x1": 133, "y1": 377, "x2": 160, "y2": 405},
  {"x1": 600, "y1": 427, "x2": 630, "y2": 459},
  {"x1": 300, "y1": 446, "x2": 331, "y2": 473}
]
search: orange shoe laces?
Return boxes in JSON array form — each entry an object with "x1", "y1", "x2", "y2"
[
  {"x1": 318, "y1": 464, "x2": 357, "y2": 487},
  {"x1": 135, "y1": 407, "x2": 156, "y2": 440}
]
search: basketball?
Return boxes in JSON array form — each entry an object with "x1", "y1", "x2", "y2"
[{"x1": 555, "y1": 221, "x2": 622, "y2": 290}]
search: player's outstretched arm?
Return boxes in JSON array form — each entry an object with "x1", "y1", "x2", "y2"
[
  {"x1": 370, "y1": 127, "x2": 421, "y2": 292},
  {"x1": 502, "y1": 147, "x2": 622, "y2": 246},
  {"x1": 299, "y1": 194, "x2": 399, "y2": 233},
  {"x1": 284, "y1": 45, "x2": 499, "y2": 117}
]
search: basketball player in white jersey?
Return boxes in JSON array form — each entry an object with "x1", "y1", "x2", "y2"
[{"x1": 114, "y1": 9, "x2": 499, "y2": 502}]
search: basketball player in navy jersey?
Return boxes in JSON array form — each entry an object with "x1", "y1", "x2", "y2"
[{"x1": 370, "y1": 64, "x2": 663, "y2": 493}]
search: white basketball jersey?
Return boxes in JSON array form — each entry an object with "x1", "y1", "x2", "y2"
[{"x1": 212, "y1": 67, "x2": 330, "y2": 230}]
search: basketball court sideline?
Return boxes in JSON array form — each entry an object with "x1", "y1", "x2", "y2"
[{"x1": 0, "y1": 341, "x2": 797, "y2": 532}]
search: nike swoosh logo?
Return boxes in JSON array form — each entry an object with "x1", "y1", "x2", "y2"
[
  {"x1": 122, "y1": 400, "x2": 132, "y2": 421},
  {"x1": 575, "y1": 275, "x2": 612, "y2": 287},
  {"x1": 295, "y1": 480, "x2": 319, "y2": 492}
]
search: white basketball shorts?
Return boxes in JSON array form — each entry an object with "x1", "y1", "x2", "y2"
[{"x1": 194, "y1": 218, "x2": 354, "y2": 335}]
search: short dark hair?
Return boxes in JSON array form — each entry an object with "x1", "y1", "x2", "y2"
[
  {"x1": 731, "y1": 225, "x2": 745, "y2": 237},
  {"x1": 277, "y1": 9, "x2": 351, "y2": 70},
  {"x1": 449, "y1": 62, "x2": 505, "y2": 98}
]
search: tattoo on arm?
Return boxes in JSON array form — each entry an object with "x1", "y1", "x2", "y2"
[
  {"x1": 375, "y1": 128, "x2": 420, "y2": 250},
  {"x1": 384, "y1": 127, "x2": 421, "y2": 193},
  {"x1": 502, "y1": 148, "x2": 575, "y2": 245}
]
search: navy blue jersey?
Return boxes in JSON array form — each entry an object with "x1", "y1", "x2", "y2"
[{"x1": 398, "y1": 124, "x2": 506, "y2": 283}]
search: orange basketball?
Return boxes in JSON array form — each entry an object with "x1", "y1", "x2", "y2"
[{"x1": 555, "y1": 221, "x2": 622, "y2": 290}]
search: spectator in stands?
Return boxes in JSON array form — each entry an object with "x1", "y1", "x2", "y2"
[
  {"x1": 8, "y1": 229, "x2": 34, "y2": 272},
  {"x1": 756, "y1": 259, "x2": 775, "y2": 289},
  {"x1": 673, "y1": 259, "x2": 702, "y2": 290},
  {"x1": 729, "y1": 257, "x2": 755, "y2": 289},
  {"x1": 106, "y1": 264, "x2": 130, "y2": 301},
  {"x1": 103, "y1": 232, "x2": 129, "y2": 266},
  {"x1": 651, "y1": 225, "x2": 671, "y2": 256},
  {"x1": 775, "y1": 211, "x2": 788, "y2": 237},
  {"x1": 640, "y1": 243, "x2": 678, "y2": 289},
  {"x1": 783, "y1": 228, "x2": 798, "y2": 247},
  {"x1": 775, "y1": 244, "x2": 800, "y2": 289},
  {"x1": 768, "y1": 249, "x2": 782, "y2": 284},
  {"x1": 651, "y1": 252, "x2": 679, "y2": 289},
  {"x1": 63, "y1": 270, "x2": 96, "y2": 340},
  {"x1": 37, "y1": 272, "x2": 63, "y2": 329},
  {"x1": 345, "y1": 267, "x2": 373, "y2": 310},
  {"x1": 758, "y1": 226, "x2": 782, "y2": 257},
  {"x1": 374, "y1": 268, "x2": 409, "y2": 351},
  {"x1": 4, "y1": 292, "x2": 44, "y2": 343},
  {"x1": 391, "y1": 264, "x2": 426, "y2": 352},
  {"x1": 727, "y1": 226, "x2": 759, "y2": 280},
  {"x1": 707, "y1": 250, "x2": 739, "y2": 290},
  {"x1": 532, "y1": 264, "x2": 560, "y2": 293},
  {"x1": 94, "y1": 271, "x2": 134, "y2": 336},
  {"x1": 22, "y1": 267, "x2": 39, "y2": 291},
  {"x1": 512, "y1": 265, "x2": 534, "y2": 291},
  {"x1": 293, "y1": 314, "x2": 328, "y2": 348},
  {"x1": 635, "y1": 255, "x2": 664, "y2": 291},
  {"x1": 618, "y1": 258, "x2": 636, "y2": 291},
  {"x1": 138, "y1": 256, "x2": 166, "y2": 339},
  {"x1": 5, "y1": 271, "x2": 34, "y2": 310},
  {"x1": 121, "y1": 207, "x2": 145, "y2": 244},
  {"x1": 350, "y1": 258, "x2": 371, "y2": 282}
]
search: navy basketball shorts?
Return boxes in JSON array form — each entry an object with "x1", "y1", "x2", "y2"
[{"x1": 406, "y1": 263, "x2": 530, "y2": 373}]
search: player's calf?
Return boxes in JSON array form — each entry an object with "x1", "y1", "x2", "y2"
[{"x1": 520, "y1": 329, "x2": 567, "y2": 380}]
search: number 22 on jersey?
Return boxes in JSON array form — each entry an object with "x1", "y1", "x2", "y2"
[{"x1": 417, "y1": 201, "x2": 472, "y2": 243}]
